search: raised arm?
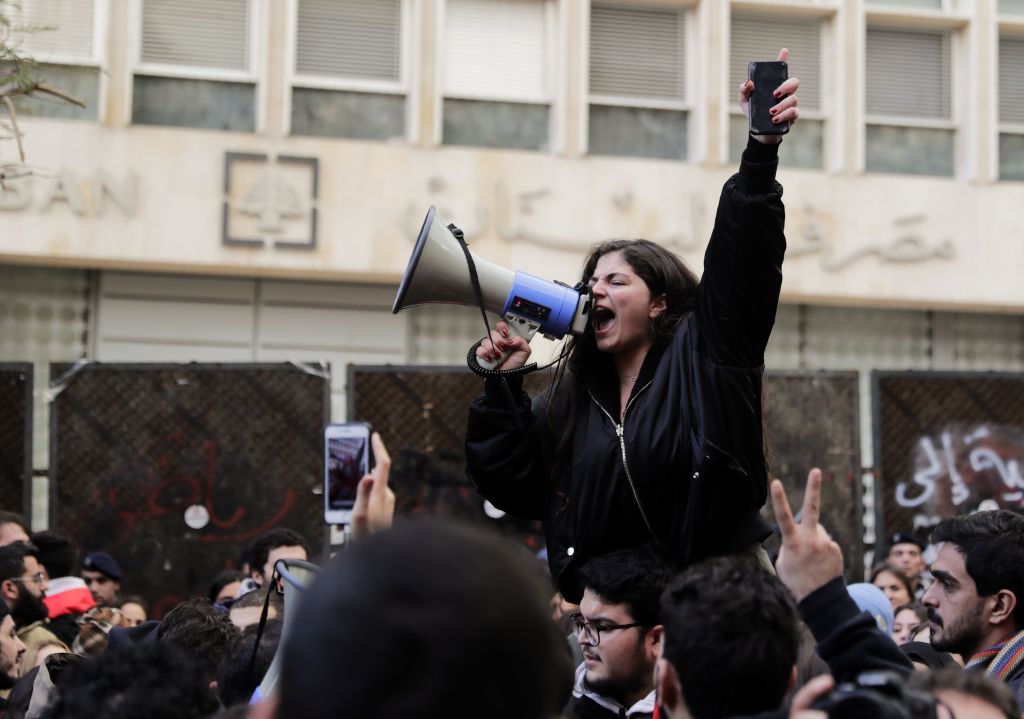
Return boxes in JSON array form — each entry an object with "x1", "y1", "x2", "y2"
[
  {"x1": 696, "y1": 48, "x2": 798, "y2": 367},
  {"x1": 772, "y1": 470, "x2": 913, "y2": 680}
]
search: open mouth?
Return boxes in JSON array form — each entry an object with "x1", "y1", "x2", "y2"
[{"x1": 592, "y1": 306, "x2": 615, "y2": 333}]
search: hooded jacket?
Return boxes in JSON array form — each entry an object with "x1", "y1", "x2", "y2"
[{"x1": 466, "y1": 138, "x2": 785, "y2": 602}]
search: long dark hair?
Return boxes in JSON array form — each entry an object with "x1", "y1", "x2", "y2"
[{"x1": 546, "y1": 239, "x2": 699, "y2": 485}]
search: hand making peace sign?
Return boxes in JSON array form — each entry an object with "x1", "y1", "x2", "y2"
[{"x1": 770, "y1": 468, "x2": 845, "y2": 602}]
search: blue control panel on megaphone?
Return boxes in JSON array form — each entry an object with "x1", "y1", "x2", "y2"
[{"x1": 392, "y1": 207, "x2": 591, "y2": 371}]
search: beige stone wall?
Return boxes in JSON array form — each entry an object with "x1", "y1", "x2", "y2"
[{"x1": 1, "y1": 0, "x2": 1023, "y2": 311}]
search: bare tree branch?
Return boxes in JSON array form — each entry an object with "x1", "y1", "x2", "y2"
[
  {"x1": 34, "y1": 82, "x2": 85, "y2": 108},
  {"x1": 2, "y1": 95, "x2": 24, "y2": 162}
]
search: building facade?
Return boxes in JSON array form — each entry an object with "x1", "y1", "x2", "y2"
[{"x1": 2, "y1": 0, "x2": 1024, "y2": 528}]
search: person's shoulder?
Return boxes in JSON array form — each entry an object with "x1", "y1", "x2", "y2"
[{"x1": 18, "y1": 621, "x2": 64, "y2": 646}]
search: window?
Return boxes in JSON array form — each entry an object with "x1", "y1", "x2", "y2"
[
  {"x1": 865, "y1": 0, "x2": 944, "y2": 8},
  {"x1": 11, "y1": 0, "x2": 101, "y2": 121},
  {"x1": 999, "y1": 36, "x2": 1024, "y2": 180},
  {"x1": 864, "y1": 27, "x2": 955, "y2": 176},
  {"x1": 586, "y1": 4, "x2": 688, "y2": 160},
  {"x1": 442, "y1": 0, "x2": 552, "y2": 151},
  {"x1": 133, "y1": 0, "x2": 257, "y2": 132},
  {"x1": 729, "y1": 12, "x2": 824, "y2": 168},
  {"x1": 290, "y1": 0, "x2": 406, "y2": 141},
  {"x1": 1001, "y1": 0, "x2": 1024, "y2": 14}
]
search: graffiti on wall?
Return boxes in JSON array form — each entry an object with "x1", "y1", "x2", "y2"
[{"x1": 896, "y1": 424, "x2": 1024, "y2": 514}]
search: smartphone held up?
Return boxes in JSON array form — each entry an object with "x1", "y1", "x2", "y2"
[
  {"x1": 748, "y1": 60, "x2": 790, "y2": 136},
  {"x1": 324, "y1": 422, "x2": 374, "y2": 525}
]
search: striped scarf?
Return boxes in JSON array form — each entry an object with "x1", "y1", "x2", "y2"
[{"x1": 966, "y1": 629, "x2": 1024, "y2": 680}]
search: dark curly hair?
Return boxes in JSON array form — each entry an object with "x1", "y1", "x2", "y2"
[
  {"x1": 661, "y1": 554, "x2": 799, "y2": 718},
  {"x1": 579, "y1": 547, "x2": 678, "y2": 628},
  {"x1": 932, "y1": 510, "x2": 1024, "y2": 625},
  {"x1": 40, "y1": 642, "x2": 220, "y2": 719},
  {"x1": 158, "y1": 598, "x2": 239, "y2": 678}
]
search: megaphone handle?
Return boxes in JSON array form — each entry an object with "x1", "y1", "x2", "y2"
[{"x1": 476, "y1": 314, "x2": 540, "y2": 370}]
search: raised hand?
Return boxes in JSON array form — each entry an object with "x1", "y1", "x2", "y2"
[
  {"x1": 788, "y1": 674, "x2": 834, "y2": 719},
  {"x1": 739, "y1": 47, "x2": 801, "y2": 145},
  {"x1": 351, "y1": 432, "x2": 395, "y2": 541},
  {"x1": 770, "y1": 468, "x2": 844, "y2": 601}
]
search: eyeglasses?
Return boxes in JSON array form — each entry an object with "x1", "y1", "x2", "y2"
[
  {"x1": 8, "y1": 572, "x2": 46, "y2": 585},
  {"x1": 569, "y1": 613, "x2": 644, "y2": 647}
]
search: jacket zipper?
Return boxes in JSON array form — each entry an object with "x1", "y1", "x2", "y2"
[{"x1": 589, "y1": 382, "x2": 657, "y2": 541}]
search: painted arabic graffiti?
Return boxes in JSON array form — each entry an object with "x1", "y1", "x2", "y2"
[
  {"x1": 103, "y1": 431, "x2": 296, "y2": 551},
  {"x1": 896, "y1": 425, "x2": 1024, "y2": 512}
]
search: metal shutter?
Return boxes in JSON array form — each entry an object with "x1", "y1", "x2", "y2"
[
  {"x1": 589, "y1": 3, "x2": 685, "y2": 101},
  {"x1": 141, "y1": 0, "x2": 250, "y2": 71},
  {"x1": 730, "y1": 13, "x2": 821, "y2": 112},
  {"x1": 18, "y1": 0, "x2": 94, "y2": 61},
  {"x1": 1000, "y1": 36, "x2": 1024, "y2": 124},
  {"x1": 296, "y1": 0, "x2": 401, "y2": 82},
  {"x1": 444, "y1": 0, "x2": 548, "y2": 102},
  {"x1": 866, "y1": 27, "x2": 951, "y2": 119}
]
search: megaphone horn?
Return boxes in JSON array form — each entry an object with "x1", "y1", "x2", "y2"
[
  {"x1": 393, "y1": 207, "x2": 592, "y2": 370},
  {"x1": 392, "y1": 206, "x2": 514, "y2": 317}
]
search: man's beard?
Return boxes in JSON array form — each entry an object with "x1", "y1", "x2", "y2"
[
  {"x1": 0, "y1": 665, "x2": 17, "y2": 690},
  {"x1": 929, "y1": 600, "x2": 986, "y2": 656},
  {"x1": 11, "y1": 584, "x2": 49, "y2": 627},
  {"x1": 583, "y1": 641, "x2": 653, "y2": 706}
]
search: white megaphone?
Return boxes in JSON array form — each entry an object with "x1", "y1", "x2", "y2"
[{"x1": 392, "y1": 207, "x2": 591, "y2": 370}]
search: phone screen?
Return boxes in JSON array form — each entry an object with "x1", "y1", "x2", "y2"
[
  {"x1": 326, "y1": 435, "x2": 367, "y2": 510},
  {"x1": 748, "y1": 61, "x2": 789, "y2": 135}
]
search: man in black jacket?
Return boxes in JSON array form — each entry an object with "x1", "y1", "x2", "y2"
[{"x1": 656, "y1": 470, "x2": 913, "y2": 719}]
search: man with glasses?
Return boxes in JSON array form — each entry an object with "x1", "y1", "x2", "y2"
[
  {"x1": 567, "y1": 547, "x2": 676, "y2": 719},
  {"x1": 0, "y1": 542, "x2": 68, "y2": 676}
]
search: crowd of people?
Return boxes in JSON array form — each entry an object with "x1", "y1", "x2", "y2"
[
  {"x1": 2, "y1": 48, "x2": 1021, "y2": 718},
  {"x1": 3, "y1": 464, "x2": 1024, "y2": 719}
]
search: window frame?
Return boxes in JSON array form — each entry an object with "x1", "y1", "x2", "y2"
[
  {"x1": 283, "y1": 0, "x2": 414, "y2": 140},
  {"x1": 128, "y1": 0, "x2": 266, "y2": 131},
  {"x1": 862, "y1": 19, "x2": 962, "y2": 132},
  {"x1": 435, "y1": 0, "x2": 559, "y2": 150},
  {"x1": 15, "y1": 0, "x2": 108, "y2": 67},
  {"x1": 997, "y1": 23, "x2": 1024, "y2": 180},
  {"x1": 13, "y1": 0, "x2": 109, "y2": 122},
  {"x1": 864, "y1": 0, "x2": 955, "y2": 11},
  {"x1": 860, "y1": 10, "x2": 967, "y2": 177},
  {"x1": 582, "y1": 0, "x2": 698, "y2": 159},
  {"x1": 726, "y1": 4, "x2": 832, "y2": 164}
]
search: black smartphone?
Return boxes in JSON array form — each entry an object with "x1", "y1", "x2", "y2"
[
  {"x1": 747, "y1": 61, "x2": 789, "y2": 136},
  {"x1": 323, "y1": 422, "x2": 374, "y2": 525}
]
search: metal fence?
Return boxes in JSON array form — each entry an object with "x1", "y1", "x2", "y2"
[
  {"x1": 873, "y1": 371, "x2": 1024, "y2": 553},
  {"x1": 49, "y1": 362, "x2": 330, "y2": 616},
  {"x1": 349, "y1": 367, "x2": 863, "y2": 580},
  {"x1": 0, "y1": 364, "x2": 32, "y2": 517},
  {"x1": 761, "y1": 371, "x2": 862, "y2": 581},
  {"x1": 348, "y1": 366, "x2": 545, "y2": 549}
]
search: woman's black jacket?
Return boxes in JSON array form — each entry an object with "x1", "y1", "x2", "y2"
[{"x1": 466, "y1": 138, "x2": 787, "y2": 602}]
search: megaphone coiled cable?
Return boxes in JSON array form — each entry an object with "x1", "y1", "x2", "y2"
[{"x1": 465, "y1": 341, "x2": 539, "y2": 379}]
